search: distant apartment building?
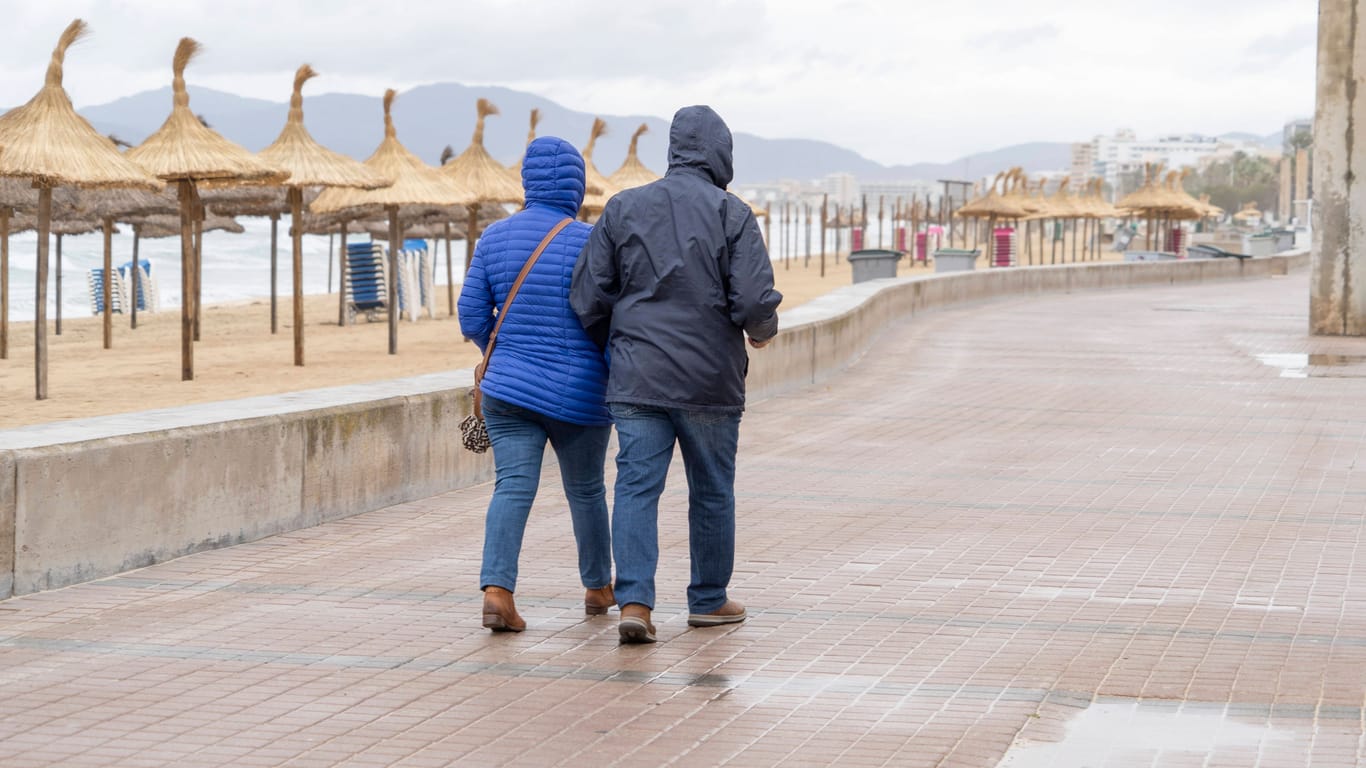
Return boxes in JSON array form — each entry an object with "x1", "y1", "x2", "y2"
[
  {"x1": 821, "y1": 173, "x2": 859, "y2": 208},
  {"x1": 1069, "y1": 143, "x2": 1096, "y2": 191},
  {"x1": 1073, "y1": 129, "x2": 1231, "y2": 199},
  {"x1": 1282, "y1": 117, "x2": 1313, "y2": 150}
]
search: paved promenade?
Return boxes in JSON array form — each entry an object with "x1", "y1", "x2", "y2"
[{"x1": 2, "y1": 269, "x2": 1365, "y2": 767}]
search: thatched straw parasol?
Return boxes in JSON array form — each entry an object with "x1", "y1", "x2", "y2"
[
  {"x1": 75, "y1": 184, "x2": 175, "y2": 345},
  {"x1": 125, "y1": 37, "x2": 288, "y2": 381},
  {"x1": 508, "y1": 108, "x2": 541, "y2": 175},
  {"x1": 312, "y1": 89, "x2": 472, "y2": 354},
  {"x1": 131, "y1": 212, "x2": 244, "y2": 238},
  {"x1": 259, "y1": 64, "x2": 392, "y2": 366},
  {"x1": 0, "y1": 19, "x2": 161, "y2": 399},
  {"x1": 955, "y1": 172, "x2": 1031, "y2": 257},
  {"x1": 579, "y1": 118, "x2": 621, "y2": 217},
  {"x1": 1232, "y1": 201, "x2": 1263, "y2": 224},
  {"x1": 439, "y1": 98, "x2": 523, "y2": 313},
  {"x1": 608, "y1": 124, "x2": 660, "y2": 191}
]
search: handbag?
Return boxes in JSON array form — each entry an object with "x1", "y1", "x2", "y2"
[{"x1": 459, "y1": 218, "x2": 574, "y2": 453}]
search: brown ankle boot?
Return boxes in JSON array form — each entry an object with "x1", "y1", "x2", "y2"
[
  {"x1": 482, "y1": 586, "x2": 526, "y2": 632},
  {"x1": 584, "y1": 584, "x2": 616, "y2": 615},
  {"x1": 618, "y1": 603, "x2": 656, "y2": 644}
]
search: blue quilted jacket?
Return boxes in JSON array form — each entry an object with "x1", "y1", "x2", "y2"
[{"x1": 458, "y1": 136, "x2": 609, "y2": 426}]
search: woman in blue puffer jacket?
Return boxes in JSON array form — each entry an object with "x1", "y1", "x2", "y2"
[{"x1": 458, "y1": 136, "x2": 612, "y2": 632}]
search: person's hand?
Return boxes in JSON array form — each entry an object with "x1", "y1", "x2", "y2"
[{"x1": 748, "y1": 335, "x2": 773, "y2": 349}]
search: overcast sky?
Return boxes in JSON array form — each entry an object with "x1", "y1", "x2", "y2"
[{"x1": 3, "y1": 0, "x2": 1318, "y2": 166}]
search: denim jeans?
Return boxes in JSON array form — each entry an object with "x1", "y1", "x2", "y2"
[
  {"x1": 480, "y1": 395, "x2": 612, "y2": 593},
  {"x1": 609, "y1": 403, "x2": 741, "y2": 614}
]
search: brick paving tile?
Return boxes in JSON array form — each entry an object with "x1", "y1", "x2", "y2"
[{"x1": 3, "y1": 271, "x2": 1366, "y2": 766}]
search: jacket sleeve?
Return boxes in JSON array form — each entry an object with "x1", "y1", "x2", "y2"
[
  {"x1": 570, "y1": 206, "x2": 619, "y2": 351},
  {"x1": 457, "y1": 237, "x2": 495, "y2": 352},
  {"x1": 725, "y1": 199, "x2": 783, "y2": 342}
]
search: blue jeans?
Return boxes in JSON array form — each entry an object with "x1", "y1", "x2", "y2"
[
  {"x1": 609, "y1": 403, "x2": 741, "y2": 614},
  {"x1": 480, "y1": 395, "x2": 612, "y2": 593}
]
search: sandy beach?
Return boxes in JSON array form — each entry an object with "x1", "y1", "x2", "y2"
[
  {"x1": 0, "y1": 252, "x2": 855, "y2": 429},
  {"x1": 0, "y1": 237, "x2": 1124, "y2": 430}
]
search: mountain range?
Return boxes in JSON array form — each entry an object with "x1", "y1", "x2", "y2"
[{"x1": 62, "y1": 82, "x2": 1282, "y2": 186}]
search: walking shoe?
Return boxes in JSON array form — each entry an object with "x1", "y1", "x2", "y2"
[
  {"x1": 618, "y1": 603, "x2": 657, "y2": 644},
  {"x1": 688, "y1": 599, "x2": 747, "y2": 627},
  {"x1": 482, "y1": 586, "x2": 526, "y2": 632},
  {"x1": 584, "y1": 584, "x2": 616, "y2": 615}
]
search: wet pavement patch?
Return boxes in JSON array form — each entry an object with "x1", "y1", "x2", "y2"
[
  {"x1": 999, "y1": 698, "x2": 1295, "y2": 766},
  {"x1": 1255, "y1": 353, "x2": 1366, "y2": 378}
]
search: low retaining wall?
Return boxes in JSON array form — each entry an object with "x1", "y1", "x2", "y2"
[{"x1": 0, "y1": 251, "x2": 1310, "y2": 598}]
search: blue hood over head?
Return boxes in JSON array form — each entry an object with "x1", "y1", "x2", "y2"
[
  {"x1": 667, "y1": 105, "x2": 734, "y2": 189},
  {"x1": 521, "y1": 136, "x2": 586, "y2": 216}
]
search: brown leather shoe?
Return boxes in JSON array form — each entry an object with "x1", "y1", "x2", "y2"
[
  {"x1": 688, "y1": 599, "x2": 747, "y2": 627},
  {"x1": 482, "y1": 586, "x2": 526, "y2": 632},
  {"x1": 584, "y1": 584, "x2": 616, "y2": 615},
  {"x1": 618, "y1": 603, "x2": 656, "y2": 644}
]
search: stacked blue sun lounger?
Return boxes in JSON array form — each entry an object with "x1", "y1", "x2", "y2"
[{"x1": 346, "y1": 241, "x2": 388, "y2": 322}]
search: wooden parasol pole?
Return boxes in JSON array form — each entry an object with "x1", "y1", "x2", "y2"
[
  {"x1": 177, "y1": 180, "x2": 195, "y2": 381},
  {"x1": 102, "y1": 216, "x2": 113, "y2": 349},
  {"x1": 327, "y1": 233, "x2": 333, "y2": 294},
  {"x1": 193, "y1": 210, "x2": 203, "y2": 342},
  {"x1": 337, "y1": 219, "x2": 350, "y2": 326},
  {"x1": 861, "y1": 195, "x2": 869, "y2": 251},
  {"x1": 290, "y1": 187, "x2": 305, "y2": 366},
  {"x1": 804, "y1": 202, "x2": 811, "y2": 267},
  {"x1": 465, "y1": 204, "x2": 478, "y2": 274},
  {"x1": 271, "y1": 209, "x2": 282, "y2": 332},
  {"x1": 782, "y1": 200, "x2": 789, "y2": 270},
  {"x1": 131, "y1": 225, "x2": 141, "y2": 329},
  {"x1": 877, "y1": 196, "x2": 884, "y2": 249},
  {"x1": 834, "y1": 206, "x2": 843, "y2": 263},
  {"x1": 764, "y1": 202, "x2": 772, "y2": 250},
  {"x1": 35, "y1": 185, "x2": 51, "y2": 400},
  {"x1": 55, "y1": 233, "x2": 63, "y2": 336},
  {"x1": 444, "y1": 220, "x2": 454, "y2": 316},
  {"x1": 1, "y1": 208, "x2": 8, "y2": 360},
  {"x1": 387, "y1": 204, "x2": 400, "y2": 354},
  {"x1": 270, "y1": 211, "x2": 279, "y2": 334},
  {"x1": 819, "y1": 193, "x2": 827, "y2": 278}
]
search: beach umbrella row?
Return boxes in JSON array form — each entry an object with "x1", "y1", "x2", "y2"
[{"x1": 0, "y1": 19, "x2": 728, "y2": 402}]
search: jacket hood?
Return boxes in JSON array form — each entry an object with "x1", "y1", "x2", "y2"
[
  {"x1": 521, "y1": 136, "x2": 586, "y2": 216},
  {"x1": 667, "y1": 105, "x2": 734, "y2": 189}
]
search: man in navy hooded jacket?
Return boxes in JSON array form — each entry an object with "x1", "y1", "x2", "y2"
[{"x1": 571, "y1": 105, "x2": 782, "y2": 644}]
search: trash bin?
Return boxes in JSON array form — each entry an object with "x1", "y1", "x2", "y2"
[
  {"x1": 1243, "y1": 233, "x2": 1276, "y2": 257},
  {"x1": 847, "y1": 249, "x2": 903, "y2": 283},
  {"x1": 1270, "y1": 229, "x2": 1295, "y2": 252},
  {"x1": 933, "y1": 248, "x2": 979, "y2": 273}
]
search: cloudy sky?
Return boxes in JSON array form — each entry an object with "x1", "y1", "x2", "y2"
[{"x1": 3, "y1": 0, "x2": 1317, "y2": 166}]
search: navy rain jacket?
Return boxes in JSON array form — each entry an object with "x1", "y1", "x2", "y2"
[
  {"x1": 458, "y1": 136, "x2": 609, "y2": 426},
  {"x1": 570, "y1": 105, "x2": 782, "y2": 413}
]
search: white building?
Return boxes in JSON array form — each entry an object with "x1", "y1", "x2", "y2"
[
  {"x1": 1075, "y1": 129, "x2": 1225, "y2": 198},
  {"x1": 820, "y1": 173, "x2": 859, "y2": 207}
]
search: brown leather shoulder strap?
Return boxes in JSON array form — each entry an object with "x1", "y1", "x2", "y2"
[{"x1": 472, "y1": 217, "x2": 574, "y2": 415}]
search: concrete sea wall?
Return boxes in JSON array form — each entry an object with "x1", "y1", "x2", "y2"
[{"x1": 0, "y1": 251, "x2": 1309, "y2": 598}]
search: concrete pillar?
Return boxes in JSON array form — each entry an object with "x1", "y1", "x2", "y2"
[{"x1": 1311, "y1": 0, "x2": 1366, "y2": 335}]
